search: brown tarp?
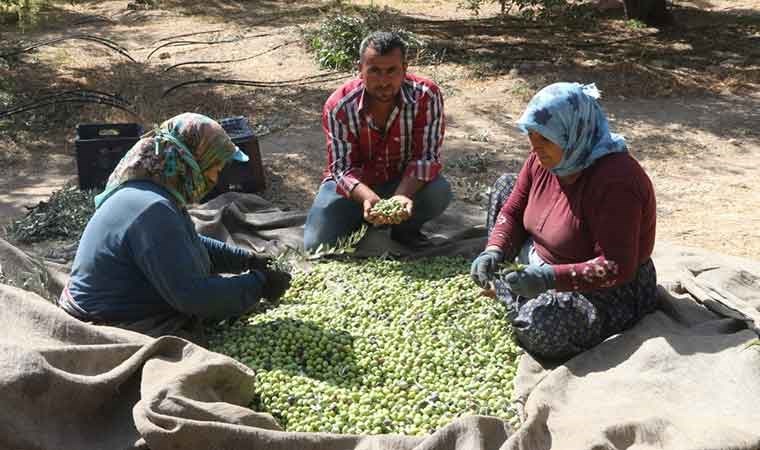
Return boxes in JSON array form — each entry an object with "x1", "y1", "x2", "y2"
[{"x1": 1, "y1": 193, "x2": 758, "y2": 450}]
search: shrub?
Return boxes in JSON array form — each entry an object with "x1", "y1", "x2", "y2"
[
  {"x1": 305, "y1": 8, "x2": 425, "y2": 71},
  {"x1": 8, "y1": 183, "x2": 98, "y2": 243},
  {"x1": 0, "y1": 0, "x2": 48, "y2": 25}
]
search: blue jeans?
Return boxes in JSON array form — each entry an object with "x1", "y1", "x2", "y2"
[{"x1": 303, "y1": 176, "x2": 453, "y2": 252}]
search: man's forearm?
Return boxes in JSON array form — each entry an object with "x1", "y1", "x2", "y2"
[
  {"x1": 394, "y1": 176, "x2": 426, "y2": 198},
  {"x1": 350, "y1": 182, "x2": 379, "y2": 204}
]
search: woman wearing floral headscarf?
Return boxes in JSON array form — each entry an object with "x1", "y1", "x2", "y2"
[
  {"x1": 470, "y1": 83, "x2": 658, "y2": 361},
  {"x1": 59, "y1": 113, "x2": 291, "y2": 342}
]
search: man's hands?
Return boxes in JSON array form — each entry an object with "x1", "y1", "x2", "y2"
[
  {"x1": 367, "y1": 195, "x2": 413, "y2": 225},
  {"x1": 351, "y1": 183, "x2": 383, "y2": 224},
  {"x1": 388, "y1": 194, "x2": 413, "y2": 217},
  {"x1": 362, "y1": 195, "x2": 382, "y2": 224},
  {"x1": 353, "y1": 183, "x2": 415, "y2": 226},
  {"x1": 388, "y1": 176, "x2": 423, "y2": 222}
]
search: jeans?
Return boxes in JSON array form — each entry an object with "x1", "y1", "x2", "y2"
[{"x1": 303, "y1": 176, "x2": 452, "y2": 252}]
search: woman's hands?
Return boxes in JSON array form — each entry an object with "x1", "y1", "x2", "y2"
[
  {"x1": 504, "y1": 265, "x2": 556, "y2": 298},
  {"x1": 471, "y1": 246, "x2": 556, "y2": 298},
  {"x1": 470, "y1": 248, "x2": 504, "y2": 288},
  {"x1": 260, "y1": 268, "x2": 292, "y2": 300},
  {"x1": 246, "y1": 253, "x2": 273, "y2": 273},
  {"x1": 246, "y1": 253, "x2": 291, "y2": 300}
]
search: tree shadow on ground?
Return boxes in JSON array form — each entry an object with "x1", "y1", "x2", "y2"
[
  {"x1": 395, "y1": 4, "x2": 759, "y2": 98},
  {"x1": 159, "y1": 0, "x2": 338, "y2": 29},
  {"x1": 604, "y1": 95, "x2": 760, "y2": 171},
  {"x1": 6, "y1": 0, "x2": 333, "y2": 29},
  {"x1": 0, "y1": 31, "x2": 336, "y2": 206}
]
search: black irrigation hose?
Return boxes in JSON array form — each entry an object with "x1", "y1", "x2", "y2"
[
  {"x1": 144, "y1": 33, "x2": 274, "y2": 62},
  {"x1": 0, "y1": 96, "x2": 132, "y2": 117},
  {"x1": 163, "y1": 40, "x2": 298, "y2": 72},
  {"x1": 6, "y1": 91, "x2": 134, "y2": 113},
  {"x1": 152, "y1": 29, "x2": 225, "y2": 44},
  {"x1": 162, "y1": 72, "x2": 350, "y2": 98},
  {"x1": 18, "y1": 89, "x2": 132, "y2": 106},
  {"x1": 0, "y1": 90, "x2": 138, "y2": 119},
  {"x1": 0, "y1": 34, "x2": 135, "y2": 62},
  {"x1": 0, "y1": 98, "x2": 140, "y2": 119}
]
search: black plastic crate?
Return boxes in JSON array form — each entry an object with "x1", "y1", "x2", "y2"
[
  {"x1": 204, "y1": 116, "x2": 266, "y2": 200},
  {"x1": 75, "y1": 123, "x2": 143, "y2": 190}
]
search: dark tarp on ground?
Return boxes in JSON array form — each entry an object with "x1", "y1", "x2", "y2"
[{"x1": 1, "y1": 193, "x2": 759, "y2": 450}]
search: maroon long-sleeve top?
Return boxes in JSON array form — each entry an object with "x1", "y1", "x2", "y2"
[{"x1": 488, "y1": 152, "x2": 656, "y2": 292}]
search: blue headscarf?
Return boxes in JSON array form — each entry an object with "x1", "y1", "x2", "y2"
[{"x1": 516, "y1": 82, "x2": 627, "y2": 177}]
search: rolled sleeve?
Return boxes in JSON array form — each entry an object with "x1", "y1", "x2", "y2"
[
  {"x1": 333, "y1": 169, "x2": 362, "y2": 198},
  {"x1": 402, "y1": 159, "x2": 442, "y2": 182}
]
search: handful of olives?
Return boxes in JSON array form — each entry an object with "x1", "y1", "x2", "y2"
[{"x1": 368, "y1": 198, "x2": 410, "y2": 225}]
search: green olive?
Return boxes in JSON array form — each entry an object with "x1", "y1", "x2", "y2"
[{"x1": 207, "y1": 257, "x2": 523, "y2": 435}]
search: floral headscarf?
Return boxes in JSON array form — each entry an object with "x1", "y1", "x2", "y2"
[
  {"x1": 94, "y1": 113, "x2": 243, "y2": 208},
  {"x1": 516, "y1": 82, "x2": 627, "y2": 177}
]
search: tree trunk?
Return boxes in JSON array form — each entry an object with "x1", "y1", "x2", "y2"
[{"x1": 622, "y1": 0, "x2": 672, "y2": 26}]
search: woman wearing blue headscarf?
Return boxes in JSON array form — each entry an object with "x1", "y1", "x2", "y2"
[
  {"x1": 470, "y1": 83, "x2": 658, "y2": 361},
  {"x1": 59, "y1": 113, "x2": 291, "y2": 343}
]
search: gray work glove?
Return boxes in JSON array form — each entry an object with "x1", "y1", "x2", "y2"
[
  {"x1": 246, "y1": 252, "x2": 273, "y2": 273},
  {"x1": 260, "y1": 268, "x2": 292, "y2": 301},
  {"x1": 504, "y1": 264, "x2": 556, "y2": 298},
  {"x1": 470, "y1": 249, "x2": 504, "y2": 288}
]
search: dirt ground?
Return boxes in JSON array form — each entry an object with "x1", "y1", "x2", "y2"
[{"x1": 1, "y1": 0, "x2": 759, "y2": 260}]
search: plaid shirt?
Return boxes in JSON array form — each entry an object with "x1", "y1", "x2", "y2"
[{"x1": 322, "y1": 74, "x2": 445, "y2": 198}]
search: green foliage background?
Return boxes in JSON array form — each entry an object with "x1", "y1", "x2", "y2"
[{"x1": 305, "y1": 7, "x2": 425, "y2": 71}]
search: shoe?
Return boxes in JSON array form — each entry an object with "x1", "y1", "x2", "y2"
[{"x1": 390, "y1": 229, "x2": 432, "y2": 249}]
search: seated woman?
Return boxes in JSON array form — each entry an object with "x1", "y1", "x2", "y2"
[
  {"x1": 471, "y1": 82, "x2": 658, "y2": 361},
  {"x1": 59, "y1": 112, "x2": 291, "y2": 342}
]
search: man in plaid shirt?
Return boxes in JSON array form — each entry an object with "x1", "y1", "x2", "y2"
[{"x1": 304, "y1": 31, "x2": 452, "y2": 251}]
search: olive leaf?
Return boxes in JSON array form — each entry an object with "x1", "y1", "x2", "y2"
[
  {"x1": 495, "y1": 262, "x2": 526, "y2": 277},
  {"x1": 8, "y1": 182, "x2": 98, "y2": 243}
]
